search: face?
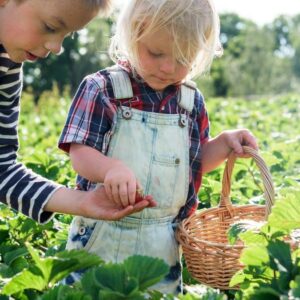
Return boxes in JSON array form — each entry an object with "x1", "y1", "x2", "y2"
[
  {"x1": 0, "y1": 0, "x2": 98, "y2": 63},
  {"x1": 136, "y1": 27, "x2": 190, "y2": 92}
]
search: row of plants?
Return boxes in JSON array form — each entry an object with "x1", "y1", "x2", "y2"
[{"x1": 0, "y1": 91, "x2": 299, "y2": 299}]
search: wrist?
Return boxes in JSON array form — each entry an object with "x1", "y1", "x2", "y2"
[{"x1": 44, "y1": 187, "x2": 84, "y2": 215}]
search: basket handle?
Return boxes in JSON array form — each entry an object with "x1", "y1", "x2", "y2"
[{"x1": 219, "y1": 146, "x2": 275, "y2": 218}]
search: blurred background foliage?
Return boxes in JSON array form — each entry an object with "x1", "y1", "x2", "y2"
[{"x1": 23, "y1": 12, "x2": 300, "y2": 101}]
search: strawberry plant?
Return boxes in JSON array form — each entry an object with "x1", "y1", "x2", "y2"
[{"x1": 0, "y1": 91, "x2": 299, "y2": 299}]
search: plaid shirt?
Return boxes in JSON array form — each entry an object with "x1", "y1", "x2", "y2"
[{"x1": 59, "y1": 62, "x2": 210, "y2": 220}]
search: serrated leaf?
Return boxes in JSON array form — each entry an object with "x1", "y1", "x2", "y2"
[
  {"x1": 228, "y1": 220, "x2": 264, "y2": 245},
  {"x1": 230, "y1": 269, "x2": 246, "y2": 287},
  {"x1": 248, "y1": 287, "x2": 280, "y2": 299},
  {"x1": 49, "y1": 250, "x2": 102, "y2": 284},
  {"x1": 98, "y1": 289, "x2": 143, "y2": 300},
  {"x1": 2, "y1": 267, "x2": 46, "y2": 295},
  {"x1": 93, "y1": 263, "x2": 139, "y2": 296},
  {"x1": 79, "y1": 268, "x2": 100, "y2": 299},
  {"x1": 240, "y1": 244, "x2": 269, "y2": 266},
  {"x1": 9, "y1": 256, "x2": 28, "y2": 275},
  {"x1": 2, "y1": 248, "x2": 102, "y2": 295},
  {"x1": 4, "y1": 247, "x2": 28, "y2": 265},
  {"x1": 124, "y1": 255, "x2": 169, "y2": 291},
  {"x1": 41, "y1": 284, "x2": 92, "y2": 300},
  {"x1": 268, "y1": 190, "x2": 300, "y2": 233},
  {"x1": 267, "y1": 240, "x2": 293, "y2": 272}
]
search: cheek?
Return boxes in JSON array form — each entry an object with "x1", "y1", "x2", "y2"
[
  {"x1": 176, "y1": 67, "x2": 189, "y2": 80},
  {"x1": 141, "y1": 56, "x2": 157, "y2": 73}
]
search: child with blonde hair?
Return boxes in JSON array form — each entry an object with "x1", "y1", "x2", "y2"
[
  {"x1": 59, "y1": 0, "x2": 258, "y2": 293},
  {"x1": 0, "y1": 0, "x2": 151, "y2": 223}
]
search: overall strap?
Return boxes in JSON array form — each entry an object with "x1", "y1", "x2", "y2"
[
  {"x1": 108, "y1": 65, "x2": 196, "y2": 114},
  {"x1": 178, "y1": 80, "x2": 196, "y2": 113},
  {"x1": 107, "y1": 66, "x2": 133, "y2": 99}
]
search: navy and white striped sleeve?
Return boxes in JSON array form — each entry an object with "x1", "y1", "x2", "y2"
[{"x1": 0, "y1": 45, "x2": 61, "y2": 223}]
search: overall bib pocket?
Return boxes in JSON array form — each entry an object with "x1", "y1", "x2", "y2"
[{"x1": 148, "y1": 154, "x2": 180, "y2": 208}]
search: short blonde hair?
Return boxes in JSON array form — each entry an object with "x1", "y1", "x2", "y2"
[{"x1": 109, "y1": 0, "x2": 222, "y2": 79}]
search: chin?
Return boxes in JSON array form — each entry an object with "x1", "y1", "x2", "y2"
[
  {"x1": 7, "y1": 53, "x2": 24, "y2": 64},
  {"x1": 149, "y1": 82, "x2": 168, "y2": 91}
]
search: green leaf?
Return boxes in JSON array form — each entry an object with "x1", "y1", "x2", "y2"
[
  {"x1": 230, "y1": 269, "x2": 246, "y2": 287},
  {"x1": 93, "y1": 263, "x2": 139, "y2": 296},
  {"x1": 267, "y1": 240, "x2": 293, "y2": 272},
  {"x1": 228, "y1": 220, "x2": 264, "y2": 245},
  {"x1": 240, "y1": 244, "x2": 269, "y2": 266},
  {"x1": 98, "y1": 289, "x2": 144, "y2": 300},
  {"x1": 248, "y1": 287, "x2": 280, "y2": 300},
  {"x1": 80, "y1": 268, "x2": 101, "y2": 299},
  {"x1": 124, "y1": 255, "x2": 169, "y2": 291},
  {"x1": 2, "y1": 267, "x2": 47, "y2": 295},
  {"x1": 2, "y1": 247, "x2": 102, "y2": 295},
  {"x1": 268, "y1": 189, "x2": 300, "y2": 233},
  {"x1": 49, "y1": 250, "x2": 102, "y2": 284},
  {"x1": 290, "y1": 275, "x2": 300, "y2": 297},
  {"x1": 4, "y1": 247, "x2": 28, "y2": 265},
  {"x1": 41, "y1": 284, "x2": 92, "y2": 300}
]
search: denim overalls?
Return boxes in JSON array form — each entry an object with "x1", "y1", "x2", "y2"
[{"x1": 65, "y1": 67, "x2": 196, "y2": 294}]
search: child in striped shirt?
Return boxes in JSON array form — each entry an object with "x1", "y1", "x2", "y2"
[{"x1": 0, "y1": 0, "x2": 153, "y2": 223}]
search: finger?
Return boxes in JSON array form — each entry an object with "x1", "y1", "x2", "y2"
[
  {"x1": 241, "y1": 130, "x2": 259, "y2": 150},
  {"x1": 111, "y1": 184, "x2": 121, "y2": 206},
  {"x1": 127, "y1": 180, "x2": 136, "y2": 206},
  {"x1": 119, "y1": 183, "x2": 129, "y2": 207},
  {"x1": 132, "y1": 199, "x2": 150, "y2": 212},
  {"x1": 232, "y1": 140, "x2": 244, "y2": 155},
  {"x1": 109, "y1": 205, "x2": 135, "y2": 220},
  {"x1": 144, "y1": 195, "x2": 157, "y2": 207},
  {"x1": 104, "y1": 183, "x2": 113, "y2": 202},
  {"x1": 136, "y1": 180, "x2": 142, "y2": 190}
]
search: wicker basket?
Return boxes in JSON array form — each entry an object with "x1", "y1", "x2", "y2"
[{"x1": 176, "y1": 146, "x2": 275, "y2": 290}]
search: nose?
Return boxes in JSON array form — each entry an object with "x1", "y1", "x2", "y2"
[
  {"x1": 159, "y1": 57, "x2": 176, "y2": 74},
  {"x1": 44, "y1": 40, "x2": 63, "y2": 55}
]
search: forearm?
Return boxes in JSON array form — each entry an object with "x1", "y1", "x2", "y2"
[
  {"x1": 201, "y1": 132, "x2": 231, "y2": 174},
  {"x1": 201, "y1": 129, "x2": 258, "y2": 174},
  {"x1": 43, "y1": 186, "x2": 90, "y2": 216},
  {"x1": 70, "y1": 143, "x2": 122, "y2": 183},
  {"x1": 0, "y1": 165, "x2": 61, "y2": 223}
]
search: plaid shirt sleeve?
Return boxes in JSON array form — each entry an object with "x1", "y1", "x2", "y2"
[{"x1": 58, "y1": 72, "x2": 116, "y2": 154}]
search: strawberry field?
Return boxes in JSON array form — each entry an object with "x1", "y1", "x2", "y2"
[{"x1": 0, "y1": 89, "x2": 299, "y2": 299}]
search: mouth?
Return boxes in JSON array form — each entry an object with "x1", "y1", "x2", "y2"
[
  {"x1": 155, "y1": 76, "x2": 170, "y2": 83},
  {"x1": 25, "y1": 51, "x2": 39, "y2": 61}
]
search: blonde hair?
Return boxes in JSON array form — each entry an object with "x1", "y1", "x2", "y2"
[{"x1": 109, "y1": 0, "x2": 222, "y2": 79}]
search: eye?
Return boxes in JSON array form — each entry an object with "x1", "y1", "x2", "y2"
[
  {"x1": 148, "y1": 50, "x2": 162, "y2": 58},
  {"x1": 44, "y1": 23, "x2": 56, "y2": 34}
]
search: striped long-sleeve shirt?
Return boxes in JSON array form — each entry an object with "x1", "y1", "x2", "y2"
[{"x1": 0, "y1": 44, "x2": 60, "y2": 223}]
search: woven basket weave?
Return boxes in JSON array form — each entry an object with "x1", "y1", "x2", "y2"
[{"x1": 176, "y1": 146, "x2": 275, "y2": 290}]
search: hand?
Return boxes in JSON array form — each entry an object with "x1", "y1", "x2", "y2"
[
  {"x1": 223, "y1": 129, "x2": 258, "y2": 158},
  {"x1": 78, "y1": 185, "x2": 157, "y2": 220},
  {"x1": 104, "y1": 160, "x2": 140, "y2": 207}
]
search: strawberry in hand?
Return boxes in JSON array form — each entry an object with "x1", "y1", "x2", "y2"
[{"x1": 135, "y1": 188, "x2": 156, "y2": 208}]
